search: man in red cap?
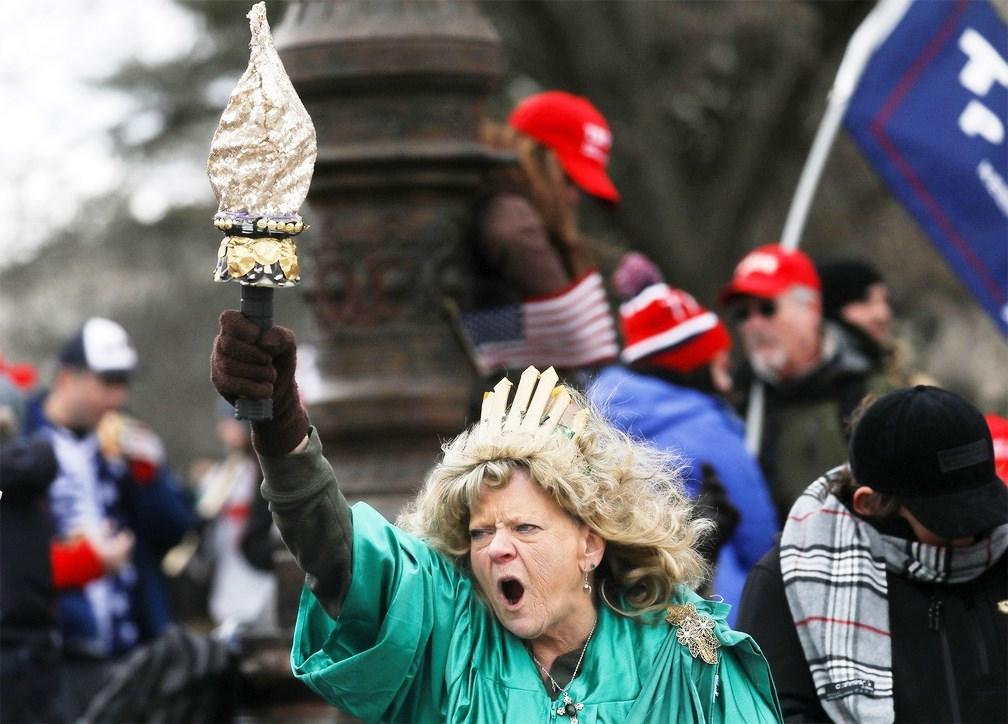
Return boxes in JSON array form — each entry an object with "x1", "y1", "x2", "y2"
[
  {"x1": 589, "y1": 254, "x2": 778, "y2": 625},
  {"x1": 455, "y1": 91, "x2": 621, "y2": 392},
  {"x1": 719, "y1": 244, "x2": 885, "y2": 517}
]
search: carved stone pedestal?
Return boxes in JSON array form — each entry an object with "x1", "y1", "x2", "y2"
[{"x1": 276, "y1": 0, "x2": 504, "y2": 514}]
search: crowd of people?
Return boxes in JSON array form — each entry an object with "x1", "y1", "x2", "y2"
[
  {"x1": 2, "y1": 89, "x2": 1006, "y2": 723},
  {"x1": 0, "y1": 321, "x2": 269, "y2": 722}
]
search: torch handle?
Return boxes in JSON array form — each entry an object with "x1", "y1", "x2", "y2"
[{"x1": 235, "y1": 285, "x2": 275, "y2": 421}]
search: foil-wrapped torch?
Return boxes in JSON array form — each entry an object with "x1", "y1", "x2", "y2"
[{"x1": 207, "y1": 2, "x2": 317, "y2": 421}]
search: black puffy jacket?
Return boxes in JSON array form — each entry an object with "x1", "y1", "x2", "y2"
[{"x1": 0, "y1": 434, "x2": 59, "y2": 641}]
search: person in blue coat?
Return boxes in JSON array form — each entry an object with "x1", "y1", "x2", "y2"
[
  {"x1": 23, "y1": 318, "x2": 196, "y2": 718},
  {"x1": 590, "y1": 256, "x2": 777, "y2": 625}
]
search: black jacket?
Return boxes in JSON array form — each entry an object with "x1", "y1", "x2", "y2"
[
  {"x1": 0, "y1": 434, "x2": 59, "y2": 642},
  {"x1": 737, "y1": 542, "x2": 1008, "y2": 723}
]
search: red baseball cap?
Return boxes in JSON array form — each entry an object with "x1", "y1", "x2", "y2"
[
  {"x1": 619, "y1": 283, "x2": 731, "y2": 373},
  {"x1": 986, "y1": 413, "x2": 1008, "y2": 484},
  {"x1": 508, "y1": 91, "x2": 620, "y2": 204},
  {"x1": 718, "y1": 244, "x2": 821, "y2": 305}
]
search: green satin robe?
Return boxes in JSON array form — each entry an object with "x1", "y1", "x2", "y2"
[{"x1": 291, "y1": 503, "x2": 781, "y2": 723}]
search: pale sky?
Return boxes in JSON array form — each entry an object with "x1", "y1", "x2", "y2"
[{"x1": 0, "y1": 0, "x2": 206, "y2": 267}]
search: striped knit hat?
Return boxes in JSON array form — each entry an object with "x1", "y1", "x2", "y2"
[{"x1": 619, "y1": 283, "x2": 731, "y2": 373}]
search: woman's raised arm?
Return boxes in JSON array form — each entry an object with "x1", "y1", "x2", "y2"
[{"x1": 210, "y1": 310, "x2": 353, "y2": 617}]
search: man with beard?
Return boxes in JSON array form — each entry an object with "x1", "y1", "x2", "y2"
[{"x1": 719, "y1": 244, "x2": 884, "y2": 518}]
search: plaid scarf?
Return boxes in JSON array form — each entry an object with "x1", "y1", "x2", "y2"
[{"x1": 780, "y1": 467, "x2": 1008, "y2": 723}]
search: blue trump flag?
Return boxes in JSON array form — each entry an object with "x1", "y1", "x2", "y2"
[{"x1": 844, "y1": 0, "x2": 1008, "y2": 336}]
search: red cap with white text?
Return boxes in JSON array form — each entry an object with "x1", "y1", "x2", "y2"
[
  {"x1": 718, "y1": 244, "x2": 820, "y2": 304},
  {"x1": 508, "y1": 91, "x2": 620, "y2": 204}
]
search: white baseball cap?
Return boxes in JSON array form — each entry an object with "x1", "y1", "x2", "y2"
[{"x1": 59, "y1": 318, "x2": 138, "y2": 377}]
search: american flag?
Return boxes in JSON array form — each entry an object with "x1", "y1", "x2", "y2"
[{"x1": 459, "y1": 270, "x2": 619, "y2": 375}]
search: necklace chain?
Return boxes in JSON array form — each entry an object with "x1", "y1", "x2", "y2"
[{"x1": 531, "y1": 616, "x2": 597, "y2": 695}]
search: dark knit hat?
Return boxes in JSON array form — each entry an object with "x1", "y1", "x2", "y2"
[
  {"x1": 817, "y1": 258, "x2": 883, "y2": 320},
  {"x1": 850, "y1": 386, "x2": 1008, "y2": 538}
]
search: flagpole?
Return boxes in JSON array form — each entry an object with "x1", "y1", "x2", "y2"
[
  {"x1": 745, "y1": 0, "x2": 914, "y2": 452},
  {"x1": 780, "y1": 0, "x2": 914, "y2": 252}
]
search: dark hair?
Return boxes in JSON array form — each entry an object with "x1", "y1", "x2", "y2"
[
  {"x1": 630, "y1": 362, "x2": 718, "y2": 396},
  {"x1": 830, "y1": 391, "x2": 903, "y2": 519},
  {"x1": 826, "y1": 465, "x2": 903, "y2": 519}
]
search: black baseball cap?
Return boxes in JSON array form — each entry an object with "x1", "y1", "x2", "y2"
[{"x1": 850, "y1": 385, "x2": 1008, "y2": 539}]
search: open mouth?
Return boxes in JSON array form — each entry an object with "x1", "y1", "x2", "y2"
[{"x1": 499, "y1": 577, "x2": 525, "y2": 608}]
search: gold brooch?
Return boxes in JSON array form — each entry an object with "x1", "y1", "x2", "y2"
[{"x1": 665, "y1": 603, "x2": 720, "y2": 665}]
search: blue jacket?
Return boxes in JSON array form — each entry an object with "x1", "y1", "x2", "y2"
[
  {"x1": 24, "y1": 395, "x2": 195, "y2": 656},
  {"x1": 589, "y1": 366, "x2": 778, "y2": 625}
]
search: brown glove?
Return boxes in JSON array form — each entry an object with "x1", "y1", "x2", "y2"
[{"x1": 210, "y1": 310, "x2": 309, "y2": 458}]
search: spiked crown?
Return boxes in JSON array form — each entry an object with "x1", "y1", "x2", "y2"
[{"x1": 448, "y1": 366, "x2": 589, "y2": 468}]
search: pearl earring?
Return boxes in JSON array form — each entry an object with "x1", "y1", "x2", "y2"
[{"x1": 583, "y1": 563, "x2": 595, "y2": 594}]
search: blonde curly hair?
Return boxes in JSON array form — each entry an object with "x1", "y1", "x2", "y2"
[{"x1": 398, "y1": 386, "x2": 711, "y2": 615}]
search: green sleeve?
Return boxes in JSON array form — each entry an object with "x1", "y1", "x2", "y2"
[
  {"x1": 290, "y1": 503, "x2": 476, "y2": 723},
  {"x1": 258, "y1": 427, "x2": 354, "y2": 618}
]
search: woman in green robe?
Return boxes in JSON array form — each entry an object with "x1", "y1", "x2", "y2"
[{"x1": 211, "y1": 311, "x2": 781, "y2": 723}]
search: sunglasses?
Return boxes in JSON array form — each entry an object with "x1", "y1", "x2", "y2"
[
  {"x1": 731, "y1": 299, "x2": 777, "y2": 323},
  {"x1": 97, "y1": 371, "x2": 132, "y2": 386}
]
